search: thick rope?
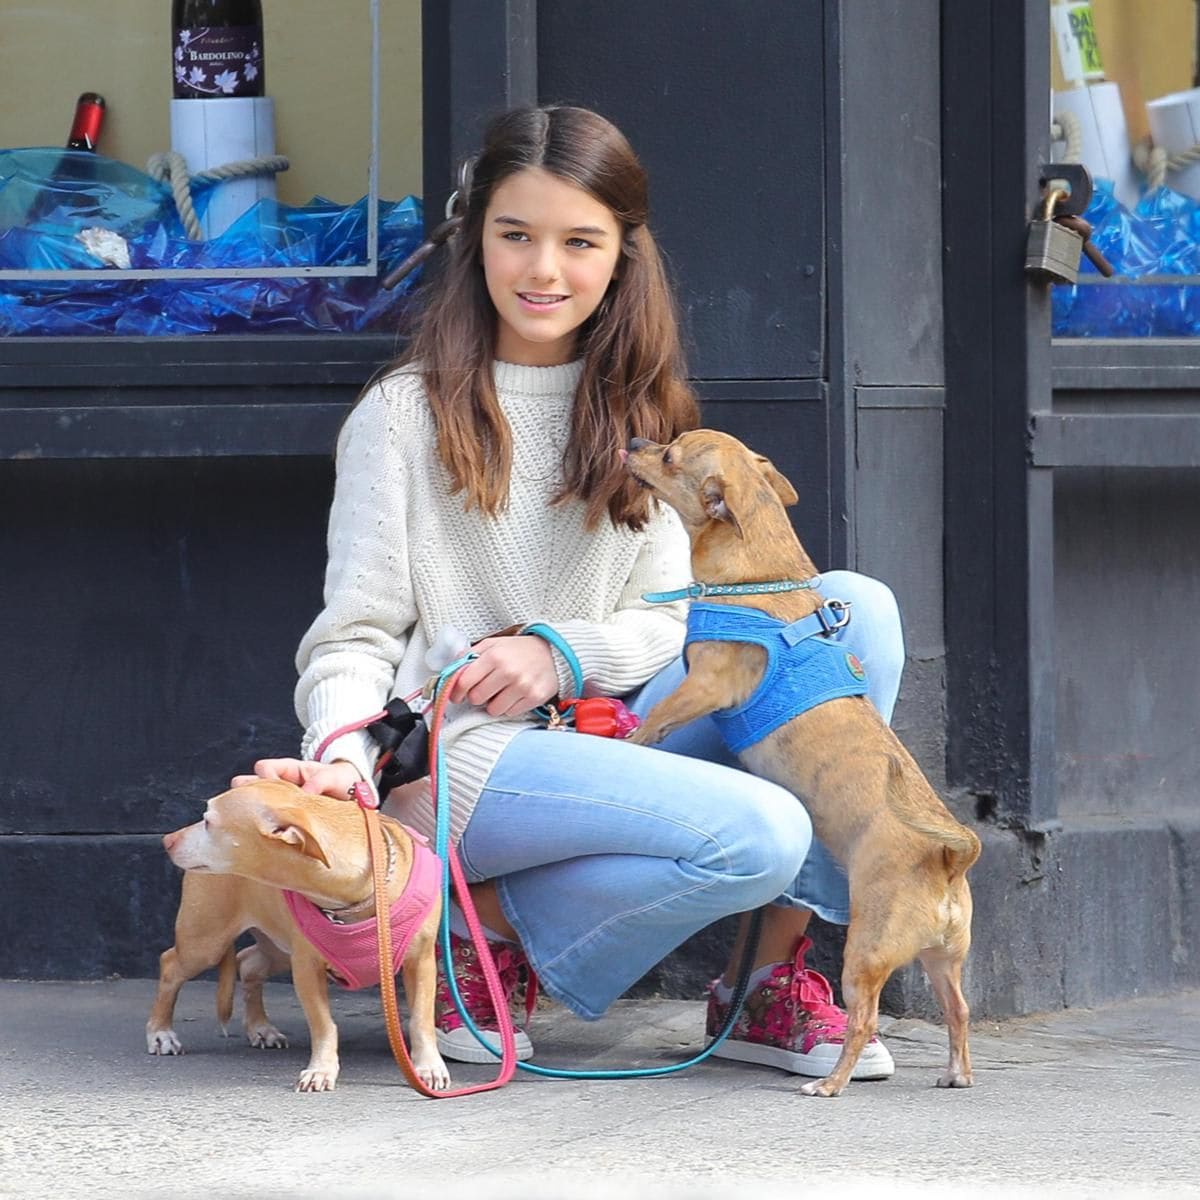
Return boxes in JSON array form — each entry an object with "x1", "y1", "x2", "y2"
[
  {"x1": 1131, "y1": 137, "x2": 1200, "y2": 190},
  {"x1": 146, "y1": 150, "x2": 290, "y2": 241},
  {"x1": 1050, "y1": 110, "x2": 1084, "y2": 163}
]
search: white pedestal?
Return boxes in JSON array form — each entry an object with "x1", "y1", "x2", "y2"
[
  {"x1": 169, "y1": 96, "x2": 276, "y2": 239},
  {"x1": 1147, "y1": 88, "x2": 1200, "y2": 201},
  {"x1": 1052, "y1": 82, "x2": 1139, "y2": 209}
]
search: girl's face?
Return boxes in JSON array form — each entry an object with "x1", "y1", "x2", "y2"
[{"x1": 481, "y1": 167, "x2": 623, "y2": 366}]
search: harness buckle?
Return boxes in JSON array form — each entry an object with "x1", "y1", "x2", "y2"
[{"x1": 816, "y1": 599, "x2": 852, "y2": 636}]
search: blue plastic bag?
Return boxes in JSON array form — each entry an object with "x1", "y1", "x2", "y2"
[
  {"x1": 1052, "y1": 178, "x2": 1200, "y2": 337},
  {"x1": 0, "y1": 149, "x2": 423, "y2": 335}
]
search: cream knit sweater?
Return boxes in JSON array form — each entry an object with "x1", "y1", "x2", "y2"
[{"x1": 295, "y1": 358, "x2": 692, "y2": 846}]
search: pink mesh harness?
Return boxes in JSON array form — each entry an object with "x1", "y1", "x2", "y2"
[{"x1": 283, "y1": 835, "x2": 442, "y2": 991}]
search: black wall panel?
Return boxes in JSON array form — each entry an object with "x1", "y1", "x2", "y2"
[
  {"x1": 536, "y1": 0, "x2": 826, "y2": 381},
  {"x1": 0, "y1": 459, "x2": 332, "y2": 837}
]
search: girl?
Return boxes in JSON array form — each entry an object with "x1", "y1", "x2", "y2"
[{"x1": 238, "y1": 105, "x2": 900, "y2": 1081}]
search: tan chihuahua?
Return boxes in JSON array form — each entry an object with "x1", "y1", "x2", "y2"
[
  {"x1": 624, "y1": 430, "x2": 981, "y2": 1097},
  {"x1": 147, "y1": 778, "x2": 450, "y2": 1093}
]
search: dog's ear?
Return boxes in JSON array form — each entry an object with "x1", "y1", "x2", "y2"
[
  {"x1": 753, "y1": 453, "x2": 798, "y2": 507},
  {"x1": 702, "y1": 475, "x2": 744, "y2": 538},
  {"x1": 254, "y1": 805, "x2": 331, "y2": 868}
]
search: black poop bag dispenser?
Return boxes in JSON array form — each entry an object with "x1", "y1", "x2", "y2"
[{"x1": 367, "y1": 697, "x2": 430, "y2": 794}]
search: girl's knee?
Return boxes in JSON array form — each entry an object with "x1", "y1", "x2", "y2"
[
  {"x1": 822, "y1": 571, "x2": 905, "y2": 720},
  {"x1": 730, "y1": 785, "x2": 813, "y2": 898}
]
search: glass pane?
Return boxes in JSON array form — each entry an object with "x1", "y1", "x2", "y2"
[
  {"x1": 1049, "y1": 0, "x2": 1200, "y2": 336},
  {"x1": 0, "y1": 0, "x2": 424, "y2": 335}
]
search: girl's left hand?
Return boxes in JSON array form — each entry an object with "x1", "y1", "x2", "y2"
[
  {"x1": 231, "y1": 757, "x2": 363, "y2": 800},
  {"x1": 449, "y1": 635, "x2": 559, "y2": 716}
]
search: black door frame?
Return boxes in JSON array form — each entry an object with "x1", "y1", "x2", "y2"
[{"x1": 942, "y1": 0, "x2": 1057, "y2": 829}]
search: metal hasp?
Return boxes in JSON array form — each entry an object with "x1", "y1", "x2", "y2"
[{"x1": 1038, "y1": 162, "x2": 1094, "y2": 215}]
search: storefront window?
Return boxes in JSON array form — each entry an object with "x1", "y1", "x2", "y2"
[
  {"x1": 0, "y1": 0, "x2": 423, "y2": 335},
  {"x1": 1049, "y1": 0, "x2": 1200, "y2": 336}
]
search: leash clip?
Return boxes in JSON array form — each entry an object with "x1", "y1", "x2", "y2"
[{"x1": 350, "y1": 780, "x2": 380, "y2": 810}]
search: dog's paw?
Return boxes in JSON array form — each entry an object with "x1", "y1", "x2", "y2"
[
  {"x1": 147, "y1": 1029, "x2": 184, "y2": 1056},
  {"x1": 935, "y1": 1070, "x2": 973, "y2": 1089},
  {"x1": 413, "y1": 1053, "x2": 452, "y2": 1092},
  {"x1": 799, "y1": 1076, "x2": 845, "y2": 1098},
  {"x1": 247, "y1": 1023, "x2": 289, "y2": 1050},
  {"x1": 294, "y1": 1068, "x2": 338, "y2": 1093},
  {"x1": 628, "y1": 725, "x2": 662, "y2": 747}
]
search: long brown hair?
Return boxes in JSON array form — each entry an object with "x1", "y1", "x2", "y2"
[{"x1": 399, "y1": 105, "x2": 698, "y2": 531}]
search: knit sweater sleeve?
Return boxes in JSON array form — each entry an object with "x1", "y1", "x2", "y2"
[
  {"x1": 293, "y1": 377, "x2": 419, "y2": 778},
  {"x1": 537, "y1": 504, "x2": 692, "y2": 697}
]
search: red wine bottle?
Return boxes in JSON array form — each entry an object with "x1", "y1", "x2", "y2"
[
  {"x1": 172, "y1": 0, "x2": 264, "y2": 99},
  {"x1": 66, "y1": 92, "x2": 106, "y2": 151}
]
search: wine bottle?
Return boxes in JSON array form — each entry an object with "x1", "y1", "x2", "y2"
[
  {"x1": 66, "y1": 92, "x2": 106, "y2": 151},
  {"x1": 32, "y1": 92, "x2": 107, "y2": 230},
  {"x1": 172, "y1": 0, "x2": 265, "y2": 99}
]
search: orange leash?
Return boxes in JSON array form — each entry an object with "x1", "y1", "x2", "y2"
[{"x1": 353, "y1": 788, "x2": 445, "y2": 1096}]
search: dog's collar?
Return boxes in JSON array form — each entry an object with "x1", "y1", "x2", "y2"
[
  {"x1": 642, "y1": 577, "x2": 822, "y2": 604},
  {"x1": 318, "y1": 824, "x2": 399, "y2": 925}
]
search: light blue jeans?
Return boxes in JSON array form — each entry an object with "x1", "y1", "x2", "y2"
[{"x1": 457, "y1": 572, "x2": 905, "y2": 1020}]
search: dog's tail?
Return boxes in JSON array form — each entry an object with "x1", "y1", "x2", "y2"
[
  {"x1": 216, "y1": 945, "x2": 237, "y2": 1032},
  {"x1": 885, "y1": 755, "x2": 982, "y2": 878}
]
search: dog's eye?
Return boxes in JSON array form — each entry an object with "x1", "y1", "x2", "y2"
[{"x1": 662, "y1": 449, "x2": 673, "y2": 466}]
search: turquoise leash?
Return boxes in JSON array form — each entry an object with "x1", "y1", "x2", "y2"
[
  {"x1": 429, "y1": 650, "x2": 760, "y2": 1080},
  {"x1": 520, "y1": 623, "x2": 585, "y2": 724},
  {"x1": 520, "y1": 623, "x2": 585, "y2": 695}
]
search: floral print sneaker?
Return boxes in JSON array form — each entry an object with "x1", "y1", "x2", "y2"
[
  {"x1": 707, "y1": 935, "x2": 895, "y2": 1080},
  {"x1": 435, "y1": 931, "x2": 537, "y2": 1062}
]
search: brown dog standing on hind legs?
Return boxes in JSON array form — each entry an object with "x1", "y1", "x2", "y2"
[
  {"x1": 622, "y1": 429, "x2": 981, "y2": 1097},
  {"x1": 147, "y1": 778, "x2": 451, "y2": 1093}
]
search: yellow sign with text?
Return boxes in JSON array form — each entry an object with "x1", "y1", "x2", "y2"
[{"x1": 1053, "y1": 3, "x2": 1105, "y2": 84}]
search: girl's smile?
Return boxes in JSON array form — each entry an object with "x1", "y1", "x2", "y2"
[
  {"x1": 517, "y1": 291, "x2": 569, "y2": 310},
  {"x1": 482, "y1": 167, "x2": 622, "y2": 366}
]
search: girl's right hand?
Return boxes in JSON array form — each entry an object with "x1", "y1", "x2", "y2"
[
  {"x1": 449, "y1": 634, "x2": 560, "y2": 715},
  {"x1": 231, "y1": 757, "x2": 363, "y2": 802}
]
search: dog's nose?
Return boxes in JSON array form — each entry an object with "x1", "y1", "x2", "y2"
[
  {"x1": 628, "y1": 438, "x2": 653, "y2": 452},
  {"x1": 162, "y1": 830, "x2": 181, "y2": 854}
]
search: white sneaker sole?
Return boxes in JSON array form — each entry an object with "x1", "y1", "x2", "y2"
[
  {"x1": 437, "y1": 1026, "x2": 534, "y2": 1063},
  {"x1": 711, "y1": 1036, "x2": 895, "y2": 1080}
]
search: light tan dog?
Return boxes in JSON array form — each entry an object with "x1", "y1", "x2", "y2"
[
  {"x1": 624, "y1": 429, "x2": 981, "y2": 1097},
  {"x1": 147, "y1": 778, "x2": 450, "y2": 1093}
]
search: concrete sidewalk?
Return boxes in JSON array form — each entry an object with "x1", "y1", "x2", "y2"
[{"x1": 2, "y1": 979, "x2": 1199, "y2": 1199}]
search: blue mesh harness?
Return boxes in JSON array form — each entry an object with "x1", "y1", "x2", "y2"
[{"x1": 684, "y1": 602, "x2": 869, "y2": 754}]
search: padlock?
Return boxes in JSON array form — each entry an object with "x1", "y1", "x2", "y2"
[{"x1": 1025, "y1": 187, "x2": 1084, "y2": 284}]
